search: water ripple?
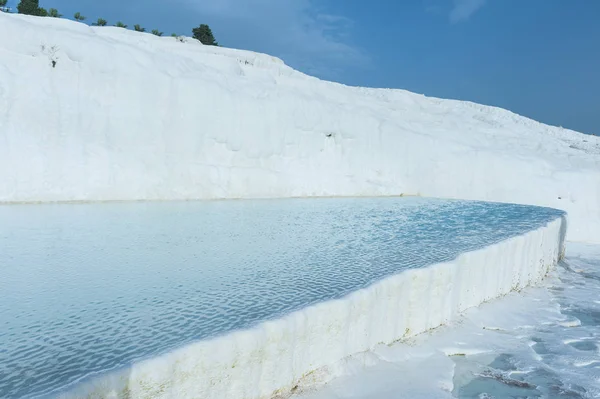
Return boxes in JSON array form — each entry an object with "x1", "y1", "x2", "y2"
[{"x1": 0, "y1": 197, "x2": 564, "y2": 398}]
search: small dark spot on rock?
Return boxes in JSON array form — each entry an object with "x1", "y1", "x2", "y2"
[
  {"x1": 51, "y1": 60, "x2": 57, "y2": 68},
  {"x1": 558, "y1": 197, "x2": 562, "y2": 200}
]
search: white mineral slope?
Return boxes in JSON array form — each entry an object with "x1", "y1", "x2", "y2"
[
  {"x1": 1, "y1": 13, "x2": 598, "y2": 242},
  {"x1": 57, "y1": 216, "x2": 566, "y2": 399}
]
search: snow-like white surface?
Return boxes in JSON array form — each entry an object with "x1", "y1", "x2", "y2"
[
  {"x1": 0, "y1": 13, "x2": 598, "y2": 242},
  {"x1": 296, "y1": 243, "x2": 600, "y2": 399},
  {"x1": 0, "y1": 198, "x2": 566, "y2": 398}
]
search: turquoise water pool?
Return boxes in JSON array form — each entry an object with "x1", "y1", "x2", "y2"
[{"x1": 0, "y1": 197, "x2": 564, "y2": 398}]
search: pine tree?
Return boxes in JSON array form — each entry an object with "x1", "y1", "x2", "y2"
[
  {"x1": 151, "y1": 29, "x2": 163, "y2": 36},
  {"x1": 171, "y1": 33, "x2": 177, "y2": 37},
  {"x1": 0, "y1": 0, "x2": 8, "y2": 10},
  {"x1": 115, "y1": 21, "x2": 127, "y2": 28},
  {"x1": 37, "y1": 7, "x2": 47, "y2": 16},
  {"x1": 17, "y1": 0, "x2": 40, "y2": 15},
  {"x1": 93, "y1": 18, "x2": 107, "y2": 26},
  {"x1": 192, "y1": 24, "x2": 218, "y2": 46},
  {"x1": 48, "y1": 8, "x2": 62, "y2": 17},
  {"x1": 73, "y1": 12, "x2": 85, "y2": 21},
  {"x1": 134, "y1": 24, "x2": 145, "y2": 32}
]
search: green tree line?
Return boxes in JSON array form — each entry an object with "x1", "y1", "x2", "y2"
[{"x1": 11, "y1": 0, "x2": 219, "y2": 45}]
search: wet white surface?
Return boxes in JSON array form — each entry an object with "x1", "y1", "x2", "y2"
[{"x1": 296, "y1": 243, "x2": 600, "y2": 399}]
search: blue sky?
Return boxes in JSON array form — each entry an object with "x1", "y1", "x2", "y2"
[{"x1": 7, "y1": 0, "x2": 600, "y2": 135}]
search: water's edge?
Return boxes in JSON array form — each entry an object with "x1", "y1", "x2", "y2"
[{"x1": 56, "y1": 216, "x2": 567, "y2": 399}]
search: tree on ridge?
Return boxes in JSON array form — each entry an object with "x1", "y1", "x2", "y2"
[
  {"x1": 17, "y1": 0, "x2": 40, "y2": 16},
  {"x1": 192, "y1": 24, "x2": 218, "y2": 46},
  {"x1": 48, "y1": 8, "x2": 62, "y2": 17},
  {"x1": 93, "y1": 18, "x2": 108, "y2": 26}
]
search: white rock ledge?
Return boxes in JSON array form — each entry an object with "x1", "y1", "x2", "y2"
[{"x1": 57, "y1": 215, "x2": 567, "y2": 399}]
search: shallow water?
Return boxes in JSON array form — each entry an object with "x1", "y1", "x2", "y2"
[
  {"x1": 297, "y1": 243, "x2": 600, "y2": 399},
  {"x1": 0, "y1": 197, "x2": 563, "y2": 398},
  {"x1": 452, "y1": 244, "x2": 600, "y2": 399}
]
